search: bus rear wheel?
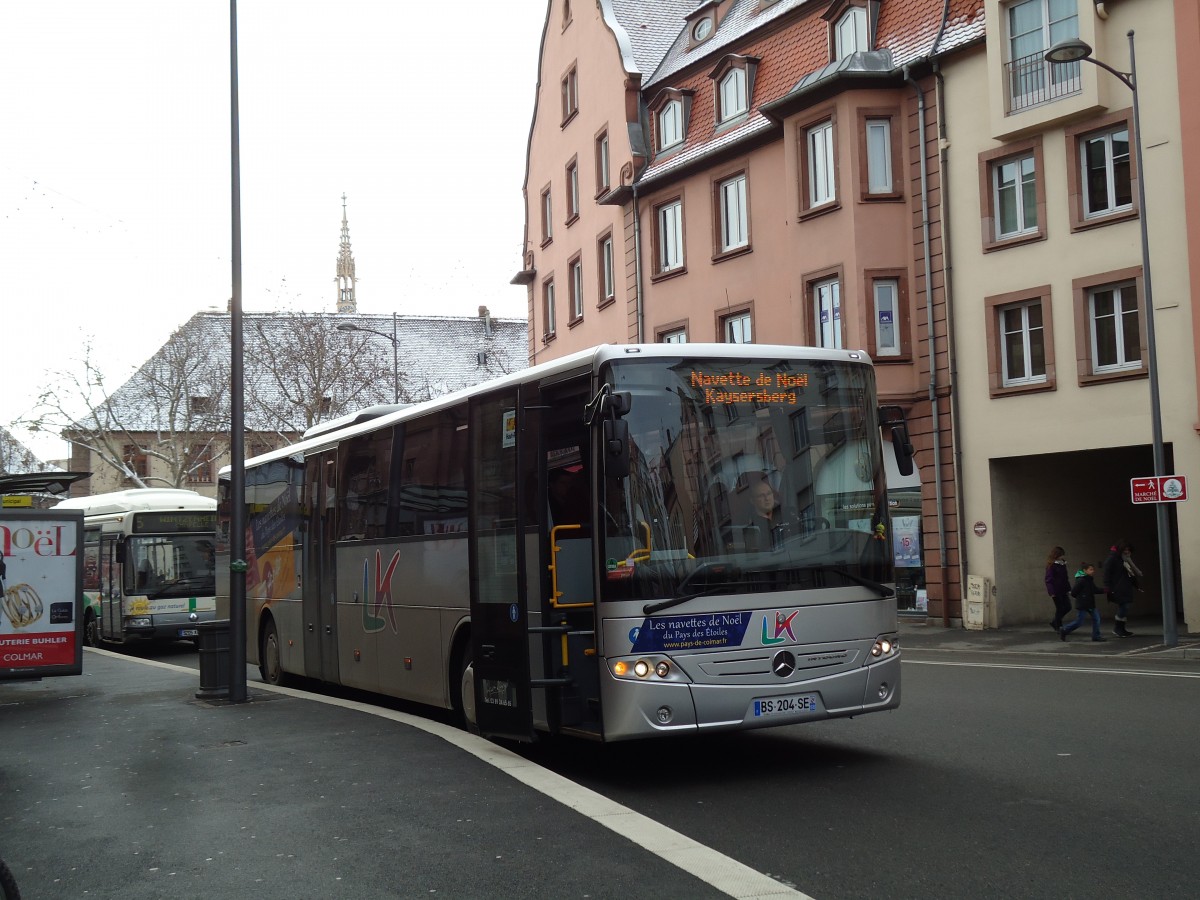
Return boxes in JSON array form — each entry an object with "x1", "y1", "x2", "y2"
[
  {"x1": 84, "y1": 612, "x2": 101, "y2": 648},
  {"x1": 259, "y1": 618, "x2": 288, "y2": 686},
  {"x1": 454, "y1": 647, "x2": 479, "y2": 734}
]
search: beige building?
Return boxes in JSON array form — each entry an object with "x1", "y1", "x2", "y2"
[
  {"x1": 946, "y1": 0, "x2": 1198, "y2": 632},
  {"x1": 516, "y1": 0, "x2": 1198, "y2": 632}
]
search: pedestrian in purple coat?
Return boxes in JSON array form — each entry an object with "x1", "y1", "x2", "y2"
[{"x1": 1044, "y1": 545, "x2": 1072, "y2": 632}]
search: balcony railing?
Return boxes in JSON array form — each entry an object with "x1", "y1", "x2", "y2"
[{"x1": 1005, "y1": 52, "x2": 1081, "y2": 113}]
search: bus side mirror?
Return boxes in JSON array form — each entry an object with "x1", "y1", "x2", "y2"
[
  {"x1": 603, "y1": 419, "x2": 631, "y2": 479},
  {"x1": 891, "y1": 426, "x2": 915, "y2": 477},
  {"x1": 116, "y1": 542, "x2": 126, "y2": 564}
]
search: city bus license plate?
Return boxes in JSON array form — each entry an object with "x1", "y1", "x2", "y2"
[
  {"x1": 752, "y1": 693, "x2": 821, "y2": 718},
  {"x1": 178, "y1": 628, "x2": 199, "y2": 638}
]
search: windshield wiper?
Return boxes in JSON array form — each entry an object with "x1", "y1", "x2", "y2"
[
  {"x1": 642, "y1": 562, "x2": 742, "y2": 615},
  {"x1": 146, "y1": 576, "x2": 213, "y2": 598},
  {"x1": 803, "y1": 566, "x2": 895, "y2": 599}
]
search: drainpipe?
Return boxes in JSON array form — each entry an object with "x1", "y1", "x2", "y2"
[
  {"x1": 905, "y1": 63, "x2": 949, "y2": 627},
  {"x1": 632, "y1": 181, "x2": 645, "y2": 342},
  {"x1": 933, "y1": 59, "x2": 969, "y2": 616}
]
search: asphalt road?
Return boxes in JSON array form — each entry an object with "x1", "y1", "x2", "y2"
[{"x1": 11, "y1": 642, "x2": 1196, "y2": 900}]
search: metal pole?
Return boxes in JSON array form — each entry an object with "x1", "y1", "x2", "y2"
[
  {"x1": 228, "y1": 0, "x2": 249, "y2": 698},
  {"x1": 1127, "y1": 31, "x2": 1178, "y2": 647},
  {"x1": 391, "y1": 312, "x2": 399, "y2": 404}
]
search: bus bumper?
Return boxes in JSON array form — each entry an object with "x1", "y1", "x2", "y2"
[
  {"x1": 125, "y1": 610, "x2": 218, "y2": 643},
  {"x1": 598, "y1": 652, "x2": 901, "y2": 741}
]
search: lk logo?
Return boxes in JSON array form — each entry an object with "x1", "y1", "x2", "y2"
[{"x1": 760, "y1": 609, "x2": 798, "y2": 645}]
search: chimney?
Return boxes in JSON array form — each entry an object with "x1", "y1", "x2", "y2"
[{"x1": 478, "y1": 305, "x2": 494, "y2": 337}]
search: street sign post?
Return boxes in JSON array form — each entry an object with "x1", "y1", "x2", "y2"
[{"x1": 1130, "y1": 475, "x2": 1188, "y2": 505}]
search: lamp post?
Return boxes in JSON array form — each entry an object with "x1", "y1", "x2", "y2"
[
  {"x1": 1046, "y1": 30, "x2": 1178, "y2": 647},
  {"x1": 338, "y1": 312, "x2": 400, "y2": 404}
]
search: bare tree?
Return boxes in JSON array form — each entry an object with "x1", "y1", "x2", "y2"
[
  {"x1": 21, "y1": 328, "x2": 229, "y2": 488},
  {"x1": 244, "y1": 314, "x2": 403, "y2": 434}
]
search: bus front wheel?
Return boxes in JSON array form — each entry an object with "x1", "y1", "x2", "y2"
[
  {"x1": 456, "y1": 650, "x2": 479, "y2": 735},
  {"x1": 259, "y1": 618, "x2": 289, "y2": 686}
]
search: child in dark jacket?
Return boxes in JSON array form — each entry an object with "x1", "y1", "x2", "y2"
[{"x1": 1059, "y1": 563, "x2": 1106, "y2": 641}]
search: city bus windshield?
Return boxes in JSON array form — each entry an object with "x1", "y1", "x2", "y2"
[
  {"x1": 598, "y1": 356, "x2": 891, "y2": 603},
  {"x1": 126, "y1": 534, "x2": 216, "y2": 598}
]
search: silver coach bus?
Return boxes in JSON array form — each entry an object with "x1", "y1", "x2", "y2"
[{"x1": 218, "y1": 344, "x2": 912, "y2": 741}]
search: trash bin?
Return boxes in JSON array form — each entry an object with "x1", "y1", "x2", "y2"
[{"x1": 195, "y1": 619, "x2": 231, "y2": 700}]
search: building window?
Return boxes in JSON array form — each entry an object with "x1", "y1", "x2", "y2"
[
  {"x1": 718, "y1": 68, "x2": 747, "y2": 122},
  {"x1": 188, "y1": 395, "x2": 213, "y2": 416},
  {"x1": 658, "y1": 100, "x2": 683, "y2": 151},
  {"x1": 979, "y1": 137, "x2": 1046, "y2": 249},
  {"x1": 569, "y1": 255, "x2": 584, "y2": 323},
  {"x1": 1089, "y1": 281, "x2": 1141, "y2": 374},
  {"x1": 597, "y1": 232, "x2": 615, "y2": 306},
  {"x1": 595, "y1": 130, "x2": 610, "y2": 194},
  {"x1": 188, "y1": 444, "x2": 214, "y2": 484},
  {"x1": 1065, "y1": 111, "x2": 1137, "y2": 232},
  {"x1": 1071, "y1": 267, "x2": 1144, "y2": 385},
  {"x1": 1081, "y1": 126, "x2": 1132, "y2": 219},
  {"x1": 802, "y1": 117, "x2": 837, "y2": 212},
  {"x1": 716, "y1": 172, "x2": 749, "y2": 254},
  {"x1": 864, "y1": 118, "x2": 892, "y2": 194},
  {"x1": 812, "y1": 278, "x2": 842, "y2": 349},
  {"x1": 566, "y1": 158, "x2": 580, "y2": 223},
  {"x1": 835, "y1": 7, "x2": 867, "y2": 60},
  {"x1": 998, "y1": 300, "x2": 1046, "y2": 386},
  {"x1": 122, "y1": 444, "x2": 148, "y2": 481},
  {"x1": 540, "y1": 187, "x2": 553, "y2": 245},
  {"x1": 654, "y1": 198, "x2": 684, "y2": 276},
  {"x1": 692, "y1": 16, "x2": 713, "y2": 44},
  {"x1": 543, "y1": 278, "x2": 557, "y2": 341},
  {"x1": 659, "y1": 327, "x2": 688, "y2": 343},
  {"x1": 1005, "y1": 0, "x2": 1079, "y2": 112},
  {"x1": 561, "y1": 64, "x2": 578, "y2": 124},
  {"x1": 722, "y1": 312, "x2": 752, "y2": 344},
  {"x1": 872, "y1": 278, "x2": 901, "y2": 357}
]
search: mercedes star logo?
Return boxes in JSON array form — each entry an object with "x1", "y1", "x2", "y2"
[{"x1": 772, "y1": 650, "x2": 796, "y2": 678}]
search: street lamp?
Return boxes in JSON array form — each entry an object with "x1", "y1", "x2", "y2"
[
  {"x1": 338, "y1": 312, "x2": 401, "y2": 405},
  {"x1": 1046, "y1": 30, "x2": 1178, "y2": 647}
]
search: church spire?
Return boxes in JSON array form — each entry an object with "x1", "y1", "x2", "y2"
[{"x1": 336, "y1": 193, "x2": 357, "y2": 313}]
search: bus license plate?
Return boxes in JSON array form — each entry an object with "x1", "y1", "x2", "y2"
[
  {"x1": 752, "y1": 693, "x2": 821, "y2": 718},
  {"x1": 178, "y1": 628, "x2": 199, "y2": 638}
]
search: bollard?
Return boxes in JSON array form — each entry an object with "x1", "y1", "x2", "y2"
[{"x1": 195, "y1": 619, "x2": 231, "y2": 700}]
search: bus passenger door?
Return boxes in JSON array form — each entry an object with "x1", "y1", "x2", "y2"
[
  {"x1": 303, "y1": 450, "x2": 340, "y2": 684},
  {"x1": 468, "y1": 389, "x2": 534, "y2": 741},
  {"x1": 101, "y1": 535, "x2": 120, "y2": 639}
]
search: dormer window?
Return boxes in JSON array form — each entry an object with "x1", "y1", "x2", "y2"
[
  {"x1": 659, "y1": 101, "x2": 683, "y2": 150},
  {"x1": 719, "y1": 69, "x2": 747, "y2": 121},
  {"x1": 693, "y1": 17, "x2": 713, "y2": 42},
  {"x1": 710, "y1": 55, "x2": 758, "y2": 126},
  {"x1": 835, "y1": 7, "x2": 868, "y2": 59}
]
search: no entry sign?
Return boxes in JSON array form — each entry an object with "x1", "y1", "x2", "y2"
[{"x1": 1130, "y1": 475, "x2": 1188, "y2": 504}]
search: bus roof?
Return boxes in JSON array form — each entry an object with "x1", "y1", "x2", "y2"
[
  {"x1": 53, "y1": 488, "x2": 217, "y2": 517},
  {"x1": 219, "y1": 342, "x2": 873, "y2": 477}
]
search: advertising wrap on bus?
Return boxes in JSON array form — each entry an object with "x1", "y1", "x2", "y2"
[{"x1": 1, "y1": 510, "x2": 84, "y2": 680}]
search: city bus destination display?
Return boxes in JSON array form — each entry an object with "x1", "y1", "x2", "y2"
[
  {"x1": 690, "y1": 369, "x2": 808, "y2": 406},
  {"x1": 132, "y1": 512, "x2": 217, "y2": 534}
]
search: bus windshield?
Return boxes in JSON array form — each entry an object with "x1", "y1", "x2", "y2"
[
  {"x1": 126, "y1": 534, "x2": 217, "y2": 598},
  {"x1": 599, "y1": 356, "x2": 891, "y2": 603}
]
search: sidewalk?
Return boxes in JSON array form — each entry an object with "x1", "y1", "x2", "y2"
[{"x1": 898, "y1": 615, "x2": 1200, "y2": 660}]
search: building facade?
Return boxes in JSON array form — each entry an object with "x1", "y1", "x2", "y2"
[{"x1": 516, "y1": 0, "x2": 1197, "y2": 632}]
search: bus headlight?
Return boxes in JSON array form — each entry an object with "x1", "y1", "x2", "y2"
[
  {"x1": 608, "y1": 655, "x2": 690, "y2": 683},
  {"x1": 128, "y1": 617, "x2": 153, "y2": 628},
  {"x1": 868, "y1": 635, "x2": 899, "y2": 661}
]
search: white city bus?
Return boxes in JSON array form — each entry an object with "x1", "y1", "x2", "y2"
[
  {"x1": 55, "y1": 489, "x2": 218, "y2": 646},
  {"x1": 218, "y1": 344, "x2": 913, "y2": 741}
]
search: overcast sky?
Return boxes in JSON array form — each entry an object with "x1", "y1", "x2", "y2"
[{"x1": 1, "y1": 1, "x2": 546, "y2": 462}]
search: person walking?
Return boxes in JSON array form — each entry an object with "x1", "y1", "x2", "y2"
[
  {"x1": 1102, "y1": 539, "x2": 1141, "y2": 637},
  {"x1": 1059, "y1": 562, "x2": 1106, "y2": 642},
  {"x1": 1044, "y1": 545, "x2": 1073, "y2": 633}
]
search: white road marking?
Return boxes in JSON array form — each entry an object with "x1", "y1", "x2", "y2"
[
  {"x1": 84, "y1": 648, "x2": 812, "y2": 900},
  {"x1": 903, "y1": 658, "x2": 1200, "y2": 679}
]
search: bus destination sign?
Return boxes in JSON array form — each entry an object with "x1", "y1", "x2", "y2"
[
  {"x1": 132, "y1": 512, "x2": 217, "y2": 534},
  {"x1": 690, "y1": 370, "x2": 808, "y2": 406}
]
